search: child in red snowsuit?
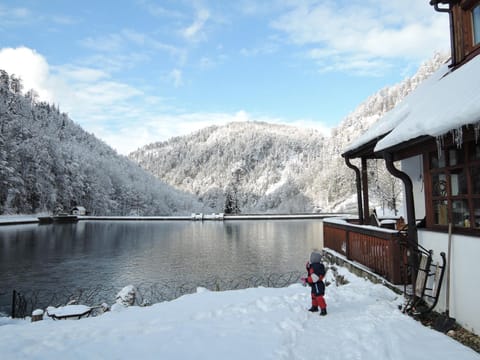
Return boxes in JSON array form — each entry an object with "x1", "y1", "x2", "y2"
[{"x1": 303, "y1": 251, "x2": 327, "y2": 315}]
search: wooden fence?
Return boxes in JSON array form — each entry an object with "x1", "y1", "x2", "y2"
[{"x1": 323, "y1": 221, "x2": 407, "y2": 284}]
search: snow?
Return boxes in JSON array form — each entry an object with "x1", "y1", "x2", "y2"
[
  {"x1": 344, "y1": 55, "x2": 480, "y2": 154},
  {"x1": 46, "y1": 305, "x2": 92, "y2": 319},
  {"x1": 0, "y1": 215, "x2": 38, "y2": 225},
  {"x1": 31, "y1": 309, "x2": 43, "y2": 317},
  {"x1": 375, "y1": 206, "x2": 403, "y2": 219},
  {"x1": 0, "y1": 267, "x2": 477, "y2": 360},
  {"x1": 324, "y1": 217, "x2": 400, "y2": 234}
]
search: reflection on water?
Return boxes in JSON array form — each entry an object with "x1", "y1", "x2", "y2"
[{"x1": 0, "y1": 220, "x2": 322, "y2": 312}]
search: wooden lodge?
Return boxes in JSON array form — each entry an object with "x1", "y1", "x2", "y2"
[{"x1": 325, "y1": 0, "x2": 480, "y2": 335}]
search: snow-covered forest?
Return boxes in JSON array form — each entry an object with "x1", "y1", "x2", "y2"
[
  {"x1": 0, "y1": 70, "x2": 203, "y2": 215},
  {"x1": 130, "y1": 53, "x2": 449, "y2": 214},
  {"x1": 0, "y1": 53, "x2": 448, "y2": 216}
]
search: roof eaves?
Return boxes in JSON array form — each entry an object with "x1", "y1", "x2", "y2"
[{"x1": 342, "y1": 135, "x2": 388, "y2": 160}]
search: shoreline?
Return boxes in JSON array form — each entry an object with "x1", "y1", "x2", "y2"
[{"x1": 0, "y1": 213, "x2": 346, "y2": 226}]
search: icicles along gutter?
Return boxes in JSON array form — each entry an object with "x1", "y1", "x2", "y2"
[{"x1": 435, "y1": 121, "x2": 480, "y2": 159}]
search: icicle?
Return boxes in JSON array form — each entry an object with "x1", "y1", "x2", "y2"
[
  {"x1": 450, "y1": 127, "x2": 463, "y2": 149},
  {"x1": 436, "y1": 135, "x2": 444, "y2": 159},
  {"x1": 475, "y1": 121, "x2": 480, "y2": 144}
]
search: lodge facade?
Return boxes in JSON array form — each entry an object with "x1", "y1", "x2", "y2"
[{"x1": 324, "y1": 0, "x2": 480, "y2": 335}]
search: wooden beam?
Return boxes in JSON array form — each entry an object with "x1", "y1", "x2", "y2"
[
  {"x1": 361, "y1": 157, "x2": 370, "y2": 224},
  {"x1": 345, "y1": 157, "x2": 364, "y2": 224}
]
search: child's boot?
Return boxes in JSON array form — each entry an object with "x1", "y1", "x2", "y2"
[
  {"x1": 308, "y1": 306, "x2": 319, "y2": 312},
  {"x1": 320, "y1": 308, "x2": 327, "y2": 316}
]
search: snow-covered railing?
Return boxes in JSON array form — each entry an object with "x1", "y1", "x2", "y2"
[{"x1": 323, "y1": 218, "x2": 407, "y2": 284}]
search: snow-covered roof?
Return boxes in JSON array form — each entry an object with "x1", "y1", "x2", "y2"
[{"x1": 344, "y1": 55, "x2": 480, "y2": 155}]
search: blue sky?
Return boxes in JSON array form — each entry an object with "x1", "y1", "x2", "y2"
[{"x1": 0, "y1": 0, "x2": 449, "y2": 154}]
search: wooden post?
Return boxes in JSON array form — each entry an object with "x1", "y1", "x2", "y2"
[
  {"x1": 345, "y1": 229, "x2": 350, "y2": 260},
  {"x1": 31, "y1": 309, "x2": 44, "y2": 322},
  {"x1": 11, "y1": 290, "x2": 16, "y2": 319},
  {"x1": 344, "y1": 156, "x2": 364, "y2": 224},
  {"x1": 361, "y1": 157, "x2": 370, "y2": 224}
]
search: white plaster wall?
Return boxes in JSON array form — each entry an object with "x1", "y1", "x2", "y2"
[
  {"x1": 418, "y1": 230, "x2": 480, "y2": 334},
  {"x1": 401, "y1": 155, "x2": 425, "y2": 220},
  {"x1": 403, "y1": 155, "x2": 479, "y2": 334}
]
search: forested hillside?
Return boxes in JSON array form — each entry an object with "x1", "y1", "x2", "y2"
[
  {"x1": 130, "y1": 53, "x2": 449, "y2": 214},
  {"x1": 131, "y1": 122, "x2": 328, "y2": 213},
  {"x1": 0, "y1": 70, "x2": 203, "y2": 215}
]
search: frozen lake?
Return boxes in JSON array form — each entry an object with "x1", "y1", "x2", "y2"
[{"x1": 0, "y1": 219, "x2": 323, "y2": 314}]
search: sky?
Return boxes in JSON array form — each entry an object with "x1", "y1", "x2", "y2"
[
  {"x1": 0, "y1": 0, "x2": 450, "y2": 154},
  {"x1": 1, "y1": 265, "x2": 478, "y2": 359}
]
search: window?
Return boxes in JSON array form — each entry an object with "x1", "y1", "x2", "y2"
[
  {"x1": 427, "y1": 141, "x2": 480, "y2": 230},
  {"x1": 473, "y1": 5, "x2": 480, "y2": 46}
]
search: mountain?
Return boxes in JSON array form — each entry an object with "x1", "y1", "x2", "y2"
[
  {"x1": 130, "y1": 122, "x2": 327, "y2": 213},
  {"x1": 0, "y1": 70, "x2": 203, "y2": 216},
  {"x1": 130, "y1": 53, "x2": 449, "y2": 214}
]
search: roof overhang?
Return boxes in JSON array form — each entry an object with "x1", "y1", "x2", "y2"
[
  {"x1": 429, "y1": 0, "x2": 459, "y2": 6},
  {"x1": 342, "y1": 137, "x2": 386, "y2": 160},
  {"x1": 342, "y1": 133, "x2": 436, "y2": 162},
  {"x1": 342, "y1": 54, "x2": 480, "y2": 161}
]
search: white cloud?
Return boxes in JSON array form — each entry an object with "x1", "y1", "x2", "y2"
[
  {"x1": 81, "y1": 29, "x2": 183, "y2": 59},
  {"x1": 240, "y1": 42, "x2": 279, "y2": 57},
  {"x1": 137, "y1": 0, "x2": 184, "y2": 19},
  {"x1": 272, "y1": 0, "x2": 450, "y2": 74},
  {"x1": 54, "y1": 65, "x2": 108, "y2": 83},
  {"x1": 236, "y1": 0, "x2": 287, "y2": 16},
  {"x1": 0, "y1": 47, "x2": 53, "y2": 101},
  {"x1": 10, "y1": 7, "x2": 30, "y2": 18},
  {"x1": 79, "y1": 53, "x2": 151, "y2": 74},
  {"x1": 182, "y1": 8, "x2": 210, "y2": 41},
  {"x1": 0, "y1": 4, "x2": 78, "y2": 27},
  {"x1": 0, "y1": 5, "x2": 32, "y2": 25},
  {"x1": 169, "y1": 68, "x2": 183, "y2": 88},
  {"x1": 81, "y1": 33, "x2": 125, "y2": 52}
]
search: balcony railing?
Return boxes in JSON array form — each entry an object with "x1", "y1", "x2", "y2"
[{"x1": 323, "y1": 219, "x2": 407, "y2": 284}]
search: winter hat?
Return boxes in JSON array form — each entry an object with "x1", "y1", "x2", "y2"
[{"x1": 310, "y1": 251, "x2": 322, "y2": 264}]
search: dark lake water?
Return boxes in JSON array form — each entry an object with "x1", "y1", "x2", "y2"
[{"x1": 0, "y1": 220, "x2": 323, "y2": 314}]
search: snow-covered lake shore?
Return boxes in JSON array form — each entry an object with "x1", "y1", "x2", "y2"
[
  {"x1": 0, "y1": 266, "x2": 477, "y2": 360},
  {"x1": 0, "y1": 215, "x2": 38, "y2": 225},
  {"x1": 0, "y1": 213, "x2": 338, "y2": 226}
]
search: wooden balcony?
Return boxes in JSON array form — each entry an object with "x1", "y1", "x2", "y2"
[{"x1": 323, "y1": 219, "x2": 407, "y2": 284}]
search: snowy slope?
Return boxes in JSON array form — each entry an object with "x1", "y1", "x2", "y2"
[
  {"x1": 130, "y1": 121, "x2": 328, "y2": 213},
  {"x1": 0, "y1": 266, "x2": 477, "y2": 360}
]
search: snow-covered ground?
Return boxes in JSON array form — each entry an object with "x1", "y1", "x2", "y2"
[
  {"x1": 0, "y1": 267, "x2": 477, "y2": 360},
  {"x1": 0, "y1": 215, "x2": 38, "y2": 225}
]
